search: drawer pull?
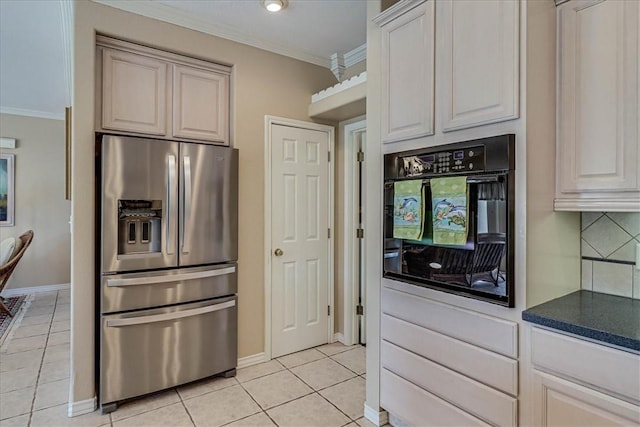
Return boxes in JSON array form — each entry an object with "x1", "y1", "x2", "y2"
[
  {"x1": 106, "y1": 300, "x2": 235, "y2": 327},
  {"x1": 106, "y1": 266, "x2": 236, "y2": 287}
]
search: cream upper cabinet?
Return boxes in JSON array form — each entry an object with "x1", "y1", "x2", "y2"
[
  {"x1": 375, "y1": 0, "x2": 435, "y2": 144},
  {"x1": 172, "y1": 65, "x2": 229, "y2": 142},
  {"x1": 555, "y1": 0, "x2": 640, "y2": 211},
  {"x1": 101, "y1": 48, "x2": 168, "y2": 136},
  {"x1": 97, "y1": 37, "x2": 231, "y2": 145},
  {"x1": 374, "y1": 0, "x2": 519, "y2": 143},
  {"x1": 439, "y1": 0, "x2": 520, "y2": 132}
]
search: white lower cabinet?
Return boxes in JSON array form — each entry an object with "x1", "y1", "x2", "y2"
[
  {"x1": 527, "y1": 326, "x2": 640, "y2": 427},
  {"x1": 531, "y1": 370, "x2": 640, "y2": 427},
  {"x1": 380, "y1": 287, "x2": 519, "y2": 426}
]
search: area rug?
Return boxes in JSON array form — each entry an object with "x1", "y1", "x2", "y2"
[{"x1": 0, "y1": 295, "x2": 27, "y2": 343}]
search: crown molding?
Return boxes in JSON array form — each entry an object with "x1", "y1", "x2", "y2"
[
  {"x1": 91, "y1": 0, "x2": 331, "y2": 68},
  {"x1": 0, "y1": 107, "x2": 65, "y2": 121},
  {"x1": 330, "y1": 53, "x2": 345, "y2": 81},
  {"x1": 373, "y1": 0, "x2": 426, "y2": 27},
  {"x1": 344, "y1": 43, "x2": 366, "y2": 68}
]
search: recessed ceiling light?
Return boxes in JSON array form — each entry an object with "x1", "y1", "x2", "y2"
[{"x1": 261, "y1": 0, "x2": 288, "y2": 13}]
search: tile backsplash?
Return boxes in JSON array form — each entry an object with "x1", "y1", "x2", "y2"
[{"x1": 581, "y1": 212, "x2": 639, "y2": 299}]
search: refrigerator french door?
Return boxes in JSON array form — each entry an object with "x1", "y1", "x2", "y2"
[
  {"x1": 99, "y1": 135, "x2": 238, "y2": 413},
  {"x1": 101, "y1": 135, "x2": 238, "y2": 273}
]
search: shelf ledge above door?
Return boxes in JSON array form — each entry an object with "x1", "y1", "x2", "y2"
[{"x1": 309, "y1": 72, "x2": 366, "y2": 121}]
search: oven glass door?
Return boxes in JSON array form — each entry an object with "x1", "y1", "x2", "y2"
[{"x1": 384, "y1": 173, "x2": 512, "y2": 305}]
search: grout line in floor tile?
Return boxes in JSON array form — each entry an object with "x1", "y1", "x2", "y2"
[
  {"x1": 234, "y1": 378, "x2": 283, "y2": 426},
  {"x1": 317, "y1": 389, "x2": 359, "y2": 422},
  {"x1": 235, "y1": 360, "x2": 287, "y2": 384},
  {"x1": 174, "y1": 386, "x2": 197, "y2": 427},
  {"x1": 280, "y1": 349, "x2": 364, "y2": 422},
  {"x1": 26, "y1": 291, "x2": 58, "y2": 427},
  {"x1": 328, "y1": 357, "x2": 363, "y2": 378}
]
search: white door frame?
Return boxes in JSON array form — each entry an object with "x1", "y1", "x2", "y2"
[
  {"x1": 264, "y1": 115, "x2": 335, "y2": 360},
  {"x1": 340, "y1": 117, "x2": 366, "y2": 346}
]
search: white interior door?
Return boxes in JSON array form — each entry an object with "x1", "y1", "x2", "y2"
[{"x1": 271, "y1": 123, "x2": 332, "y2": 358}]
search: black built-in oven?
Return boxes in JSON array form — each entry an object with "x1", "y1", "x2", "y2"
[{"x1": 383, "y1": 134, "x2": 515, "y2": 307}]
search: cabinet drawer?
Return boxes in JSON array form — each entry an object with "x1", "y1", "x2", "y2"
[
  {"x1": 382, "y1": 341, "x2": 517, "y2": 426},
  {"x1": 382, "y1": 287, "x2": 518, "y2": 357},
  {"x1": 100, "y1": 296, "x2": 237, "y2": 405},
  {"x1": 381, "y1": 368, "x2": 490, "y2": 427},
  {"x1": 382, "y1": 314, "x2": 518, "y2": 395},
  {"x1": 531, "y1": 327, "x2": 640, "y2": 403}
]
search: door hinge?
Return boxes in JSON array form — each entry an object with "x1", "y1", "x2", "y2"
[
  {"x1": 356, "y1": 228, "x2": 364, "y2": 239},
  {"x1": 328, "y1": 228, "x2": 331, "y2": 239},
  {"x1": 357, "y1": 151, "x2": 364, "y2": 162},
  {"x1": 328, "y1": 151, "x2": 331, "y2": 162},
  {"x1": 328, "y1": 305, "x2": 331, "y2": 316},
  {"x1": 356, "y1": 305, "x2": 364, "y2": 315}
]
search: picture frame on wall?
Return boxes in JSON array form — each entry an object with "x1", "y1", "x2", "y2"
[{"x1": 0, "y1": 153, "x2": 15, "y2": 226}]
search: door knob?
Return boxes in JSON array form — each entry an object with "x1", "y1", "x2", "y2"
[{"x1": 274, "y1": 248, "x2": 284, "y2": 256}]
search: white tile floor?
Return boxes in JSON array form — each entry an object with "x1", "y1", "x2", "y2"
[{"x1": 0, "y1": 291, "x2": 376, "y2": 427}]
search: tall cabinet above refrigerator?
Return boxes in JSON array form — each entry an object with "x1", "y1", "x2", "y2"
[{"x1": 98, "y1": 134, "x2": 239, "y2": 413}]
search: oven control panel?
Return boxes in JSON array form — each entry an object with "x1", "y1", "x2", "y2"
[{"x1": 401, "y1": 146, "x2": 485, "y2": 177}]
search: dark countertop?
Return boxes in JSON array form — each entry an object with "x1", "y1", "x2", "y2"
[{"x1": 522, "y1": 290, "x2": 640, "y2": 352}]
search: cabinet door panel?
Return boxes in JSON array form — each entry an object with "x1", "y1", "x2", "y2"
[
  {"x1": 380, "y1": 1, "x2": 435, "y2": 143},
  {"x1": 102, "y1": 49, "x2": 167, "y2": 135},
  {"x1": 532, "y1": 370, "x2": 640, "y2": 426},
  {"x1": 440, "y1": 0, "x2": 519, "y2": 131},
  {"x1": 173, "y1": 65, "x2": 229, "y2": 144},
  {"x1": 557, "y1": 0, "x2": 639, "y2": 193}
]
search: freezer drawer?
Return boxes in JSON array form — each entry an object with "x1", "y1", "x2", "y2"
[
  {"x1": 100, "y1": 296, "x2": 237, "y2": 406},
  {"x1": 101, "y1": 264, "x2": 237, "y2": 313}
]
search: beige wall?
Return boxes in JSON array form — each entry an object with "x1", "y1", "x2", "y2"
[
  {"x1": 0, "y1": 113, "x2": 71, "y2": 289},
  {"x1": 72, "y1": 1, "x2": 337, "y2": 404},
  {"x1": 525, "y1": 0, "x2": 581, "y2": 308}
]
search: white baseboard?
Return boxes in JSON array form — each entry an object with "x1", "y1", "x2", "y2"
[
  {"x1": 2, "y1": 283, "x2": 70, "y2": 297},
  {"x1": 388, "y1": 412, "x2": 411, "y2": 427},
  {"x1": 68, "y1": 396, "x2": 96, "y2": 417},
  {"x1": 333, "y1": 332, "x2": 345, "y2": 344},
  {"x1": 364, "y1": 403, "x2": 389, "y2": 426},
  {"x1": 237, "y1": 352, "x2": 268, "y2": 369}
]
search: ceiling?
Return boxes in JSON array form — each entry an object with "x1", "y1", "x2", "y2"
[{"x1": 0, "y1": 0, "x2": 366, "y2": 121}]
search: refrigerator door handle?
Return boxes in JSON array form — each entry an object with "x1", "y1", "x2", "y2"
[
  {"x1": 182, "y1": 155, "x2": 192, "y2": 254},
  {"x1": 166, "y1": 155, "x2": 177, "y2": 255},
  {"x1": 106, "y1": 266, "x2": 236, "y2": 287},
  {"x1": 105, "y1": 299, "x2": 236, "y2": 327}
]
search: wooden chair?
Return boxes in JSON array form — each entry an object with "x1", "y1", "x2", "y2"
[{"x1": 0, "y1": 230, "x2": 34, "y2": 316}]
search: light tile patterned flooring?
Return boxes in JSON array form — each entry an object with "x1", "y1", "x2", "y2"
[{"x1": 0, "y1": 290, "x2": 376, "y2": 427}]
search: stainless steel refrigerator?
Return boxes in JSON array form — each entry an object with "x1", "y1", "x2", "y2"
[{"x1": 98, "y1": 134, "x2": 238, "y2": 413}]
